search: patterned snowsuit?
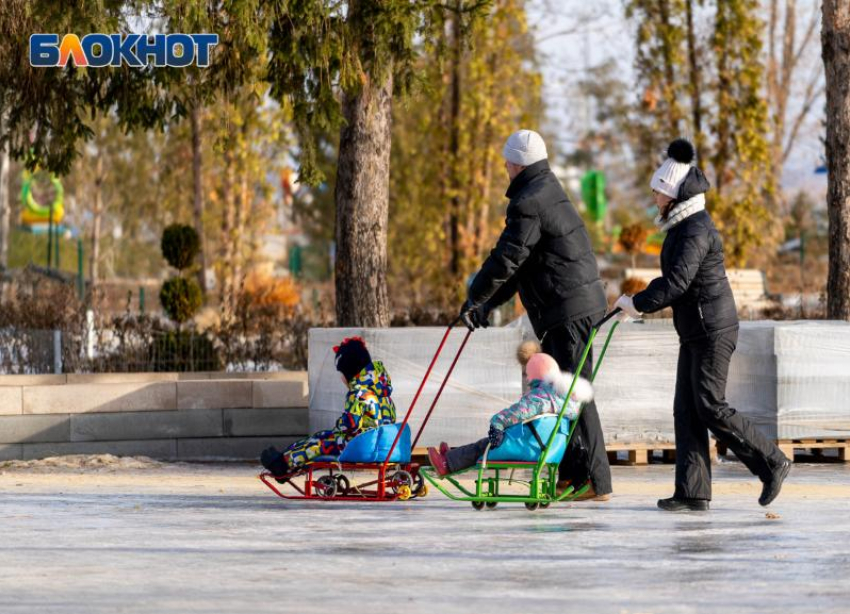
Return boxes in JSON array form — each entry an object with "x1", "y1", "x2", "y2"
[
  {"x1": 283, "y1": 361, "x2": 396, "y2": 469},
  {"x1": 444, "y1": 379, "x2": 580, "y2": 474},
  {"x1": 490, "y1": 379, "x2": 579, "y2": 432}
]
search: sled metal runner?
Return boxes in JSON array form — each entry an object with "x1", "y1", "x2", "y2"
[
  {"x1": 259, "y1": 320, "x2": 471, "y2": 502},
  {"x1": 259, "y1": 462, "x2": 427, "y2": 502},
  {"x1": 421, "y1": 309, "x2": 622, "y2": 511}
]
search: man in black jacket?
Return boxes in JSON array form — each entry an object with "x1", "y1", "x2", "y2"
[{"x1": 460, "y1": 129, "x2": 612, "y2": 500}]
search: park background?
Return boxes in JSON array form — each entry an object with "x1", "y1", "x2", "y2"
[
  {"x1": 2, "y1": 7, "x2": 850, "y2": 614},
  {"x1": 0, "y1": 0, "x2": 846, "y2": 376}
]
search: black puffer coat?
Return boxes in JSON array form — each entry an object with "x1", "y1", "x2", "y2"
[
  {"x1": 632, "y1": 169, "x2": 738, "y2": 342},
  {"x1": 468, "y1": 160, "x2": 606, "y2": 337}
]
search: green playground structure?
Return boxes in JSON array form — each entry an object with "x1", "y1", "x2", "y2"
[{"x1": 421, "y1": 308, "x2": 622, "y2": 511}]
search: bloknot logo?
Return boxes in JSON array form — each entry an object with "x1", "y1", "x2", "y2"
[{"x1": 29, "y1": 33, "x2": 219, "y2": 68}]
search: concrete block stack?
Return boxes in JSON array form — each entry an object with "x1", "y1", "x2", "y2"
[{"x1": 0, "y1": 372, "x2": 308, "y2": 461}]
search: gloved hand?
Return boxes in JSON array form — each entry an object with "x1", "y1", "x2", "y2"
[
  {"x1": 459, "y1": 300, "x2": 491, "y2": 331},
  {"x1": 488, "y1": 424, "x2": 505, "y2": 448},
  {"x1": 614, "y1": 294, "x2": 642, "y2": 320}
]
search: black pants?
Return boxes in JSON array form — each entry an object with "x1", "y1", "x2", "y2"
[
  {"x1": 674, "y1": 327, "x2": 788, "y2": 500},
  {"x1": 541, "y1": 313, "x2": 613, "y2": 495},
  {"x1": 446, "y1": 438, "x2": 489, "y2": 474}
]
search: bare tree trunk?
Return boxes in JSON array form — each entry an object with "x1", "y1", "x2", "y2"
[
  {"x1": 219, "y1": 132, "x2": 237, "y2": 319},
  {"x1": 713, "y1": 5, "x2": 732, "y2": 195},
  {"x1": 472, "y1": 112, "x2": 493, "y2": 262},
  {"x1": 190, "y1": 104, "x2": 208, "y2": 295},
  {"x1": 334, "y1": 71, "x2": 393, "y2": 328},
  {"x1": 767, "y1": 1, "x2": 823, "y2": 212},
  {"x1": 464, "y1": 93, "x2": 480, "y2": 266},
  {"x1": 231, "y1": 122, "x2": 251, "y2": 311},
  {"x1": 822, "y1": 0, "x2": 850, "y2": 320},
  {"x1": 90, "y1": 151, "x2": 104, "y2": 290},
  {"x1": 0, "y1": 110, "x2": 10, "y2": 271},
  {"x1": 448, "y1": 2, "x2": 463, "y2": 277},
  {"x1": 685, "y1": 0, "x2": 704, "y2": 162},
  {"x1": 657, "y1": 0, "x2": 684, "y2": 131},
  {"x1": 766, "y1": 0, "x2": 794, "y2": 212}
]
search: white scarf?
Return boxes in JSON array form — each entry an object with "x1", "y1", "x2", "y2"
[{"x1": 655, "y1": 193, "x2": 705, "y2": 232}]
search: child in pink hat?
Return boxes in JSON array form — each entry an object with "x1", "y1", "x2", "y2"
[{"x1": 427, "y1": 344, "x2": 593, "y2": 476}]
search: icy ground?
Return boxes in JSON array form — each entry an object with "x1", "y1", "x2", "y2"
[{"x1": 0, "y1": 459, "x2": 848, "y2": 614}]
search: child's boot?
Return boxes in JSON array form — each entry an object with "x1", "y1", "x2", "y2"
[
  {"x1": 427, "y1": 447, "x2": 450, "y2": 477},
  {"x1": 260, "y1": 446, "x2": 290, "y2": 483}
]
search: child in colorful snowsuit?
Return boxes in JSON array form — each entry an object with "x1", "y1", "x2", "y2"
[
  {"x1": 260, "y1": 337, "x2": 396, "y2": 477},
  {"x1": 427, "y1": 349, "x2": 593, "y2": 476}
]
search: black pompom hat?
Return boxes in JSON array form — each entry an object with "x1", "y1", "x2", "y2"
[{"x1": 333, "y1": 337, "x2": 372, "y2": 383}]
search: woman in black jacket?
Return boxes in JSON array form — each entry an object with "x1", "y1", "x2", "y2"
[{"x1": 615, "y1": 139, "x2": 791, "y2": 512}]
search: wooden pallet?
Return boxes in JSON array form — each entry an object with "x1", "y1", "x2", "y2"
[
  {"x1": 605, "y1": 442, "x2": 717, "y2": 466},
  {"x1": 416, "y1": 444, "x2": 705, "y2": 467},
  {"x1": 418, "y1": 438, "x2": 850, "y2": 467},
  {"x1": 716, "y1": 439, "x2": 849, "y2": 462}
]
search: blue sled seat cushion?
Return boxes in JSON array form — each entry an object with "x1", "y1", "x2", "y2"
[
  {"x1": 338, "y1": 424, "x2": 412, "y2": 463},
  {"x1": 484, "y1": 416, "x2": 571, "y2": 464}
]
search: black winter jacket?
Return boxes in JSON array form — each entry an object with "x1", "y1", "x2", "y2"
[
  {"x1": 633, "y1": 172, "x2": 738, "y2": 342},
  {"x1": 468, "y1": 160, "x2": 606, "y2": 337}
]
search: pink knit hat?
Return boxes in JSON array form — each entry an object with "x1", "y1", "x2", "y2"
[{"x1": 526, "y1": 352, "x2": 559, "y2": 382}]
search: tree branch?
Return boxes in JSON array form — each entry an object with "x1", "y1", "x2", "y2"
[
  {"x1": 780, "y1": 0, "x2": 797, "y2": 93},
  {"x1": 432, "y1": 0, "x2": 491, "y2": 15},
  {"x1": 767, "y1": 0, "x2": 777, "y2": 99},
  {"x1": 782, "y1": 70, "x2": 825, "y2": 164},
  {"x1": 790, "y1": 1, "x2": 819, "y2": 72},
  {"x1": 535, "y1": 24, "x2": 607, "y2": 43}
]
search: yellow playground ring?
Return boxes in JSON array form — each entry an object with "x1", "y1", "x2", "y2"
[{"x1": 21, "y1": 170, "x2": 64, "y2": 225}]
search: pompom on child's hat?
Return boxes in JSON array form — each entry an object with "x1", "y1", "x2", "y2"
[
  {"x1": 516, "y1": 340, "x2": 542, "y2": 367},
  {"x1": 650, "y1": 138, "x2": 696, "y2": 199},
  {"x1": 334, "y1": 336, "x2": 372, "y2": 382}
]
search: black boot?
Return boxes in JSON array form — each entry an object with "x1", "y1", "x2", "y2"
[
  {"x1": 759, "y1": 459, "x2": 791, "y2": 507},
  {"x1": 657, "y1": 497, "x2": 710, "y2": 512},
  {"x1": 260, "y1": 447, "x2": 290, "y2": 483}
]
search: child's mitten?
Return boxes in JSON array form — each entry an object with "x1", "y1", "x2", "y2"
[{"x1": 488, "y1": 424, "x2": 505, "y2": 448}]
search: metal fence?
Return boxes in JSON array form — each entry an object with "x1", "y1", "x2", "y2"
[
  {"x1": 0, "y1": 326, "x2": 222, "y2": 375},
  {"x1": 0, "y1": 328, "x2": 65, "y2": 375}
]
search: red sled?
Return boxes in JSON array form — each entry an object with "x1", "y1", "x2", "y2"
[{"x1": 259, "y1": 322, "x2": 470, "y2": 502}]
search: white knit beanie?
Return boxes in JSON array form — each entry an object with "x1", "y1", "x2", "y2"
[
  {"x1": 503, "y1": 129, "x2": 548, "y2": 166},
  {"x1": 650, "y1": 139, "x2": 696, "y2": 199}
]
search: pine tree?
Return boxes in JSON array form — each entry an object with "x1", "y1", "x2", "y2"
[
  {"x1": 266, "y1": 1, "x2": 489, "y2": 326},
  {"x1": 626, "y1": 0, "x2": 776, "y2": 266},
  {"x1": 709, "y1": 0, "x2": 776, "y2": 266},
  {"x1": 389, "y1": 0, "x2": 542, "y2": 309},
  {"x1": 625, "y1": 0, "x2": 687, "y2": 181}
]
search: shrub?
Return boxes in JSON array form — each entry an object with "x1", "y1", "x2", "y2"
[
  {"x1": 161, "y1": 224, "x2": 200, "y2": 271},
  {"x1": 243, "y1": 272, "x2": 300, "y2": 311},
  {"x1": 621, "y1": 276, "x2": 649, "y2": 296},
  {"x1": 150, "y1": 329, "x2": 220, "y2": 372},
  {"x1": 160, "y1": 277, "x2": 202, "y2": 324},
  {"x1": 619, "y1": 223, "x2": 650, "y2": 268}
]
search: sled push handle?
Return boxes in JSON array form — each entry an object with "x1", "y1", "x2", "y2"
[
  {"x1": 534, "y1": 308, "x2": 622, "y2": 473},
  {"x1": 382, "y1": 318, "x2": 472, "y2": 470},
  {"x1": 593, "y1": 307, "x2": 622, "y2": 330}
]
